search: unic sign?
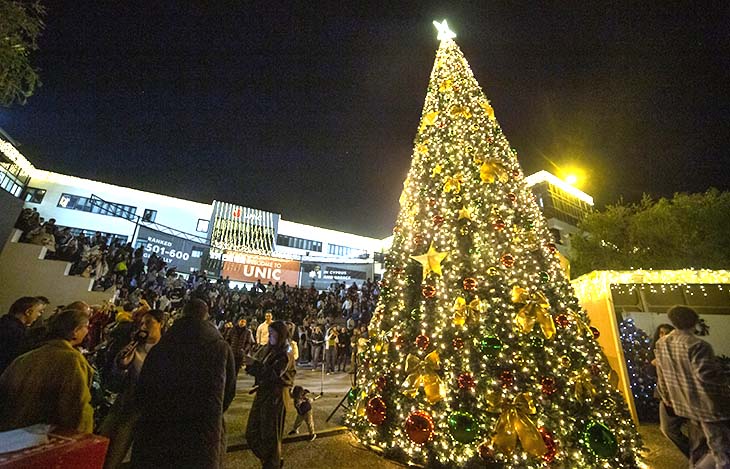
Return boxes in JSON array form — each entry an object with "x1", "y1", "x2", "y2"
[{"x1": 216, "y1": 251, "x2": 300, "y2": 284}]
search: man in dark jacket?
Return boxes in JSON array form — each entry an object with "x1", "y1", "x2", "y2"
[
  {"x1": 0, "y1": 297, "x2": 45, "y2": 375},
  {"x1": 131, "y1": 299, "x2": 236, "y2": 469}
]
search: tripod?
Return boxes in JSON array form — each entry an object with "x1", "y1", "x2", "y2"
[{"x1": 326, "y1": 352, "x2": 358, "y2": 423}]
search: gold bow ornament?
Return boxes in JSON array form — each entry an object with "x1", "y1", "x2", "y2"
[
  {"x1": 486, "y1": 392, "x2": 547, "y2": 457},
  {"x1": 449, "y1": 105, "x2": 472, "y2": 119},
  {"x1": 573, "y1": 371, "x2": 597, "y2": 403},
  {"x1": 479, "y1": 160, "x2": 509, "y2": 183},
  {"x1": 479, "y1": 101, "x2": 496, "y2": 120},
  {"x1": 511, "y1": 286, "x2": 556, "y2": 339},
  {"x1": 443, "y1": 173, "x2": 465, "y2": 194},
  {"x1": 453, "y1": 296, "x2": 484, "y2": 326},
  {"x1": 402, "y1": 351, "x2": 445, "y2": 404}
]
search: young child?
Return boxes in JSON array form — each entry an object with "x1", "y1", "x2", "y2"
[{"x1": 288, "y1": 385, "x2": 316, "y2": 440}]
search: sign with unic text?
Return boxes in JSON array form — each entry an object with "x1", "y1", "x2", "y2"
[{"x1": 219, "y1": 251, "x2": 300, "y2": 285}]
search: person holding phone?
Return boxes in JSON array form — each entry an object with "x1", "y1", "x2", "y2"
[
  {"x1": 245, "y1": 320, "x2": 296, "y2": 469},
  {"x1": 99, "y1": 309, "x2": 164, "y2": 469}
]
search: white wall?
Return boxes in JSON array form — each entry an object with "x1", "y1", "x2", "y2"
[
  {"x1": 276, "y1": 219, "x2": 386, "y2": 258},
  {"x1": 623, "y1": 311, "x2": 730, "y2": 357},
  {"x1": 25, "y1": 170, "x2": 212, "y2": 242}
]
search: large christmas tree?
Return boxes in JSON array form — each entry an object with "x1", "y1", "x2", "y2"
[{"x1": 347, "y1": 21, "x2": 643, "y2": 468}]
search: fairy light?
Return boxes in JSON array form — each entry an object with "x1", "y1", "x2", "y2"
[{"x1": 345, "y1": 22, "x2": 644, "y2": 468}]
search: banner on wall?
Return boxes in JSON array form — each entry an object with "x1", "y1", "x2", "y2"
[
  {"x1": 135, "y1": 226, "x2": 208, "y2": 273},
  {"x1": 218, "y1": 251, "x2": 300, "y2": 285},
  {"x1": 300, "y1": 261, "x2": 373, "y2": 290}
]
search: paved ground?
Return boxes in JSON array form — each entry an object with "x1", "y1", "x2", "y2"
[
  {"x1": 224, "y1": 364, "x2": 355, "y2": 447},
  {"x1": 222, "y1": 365, "x2": 689, "y2": 469}
]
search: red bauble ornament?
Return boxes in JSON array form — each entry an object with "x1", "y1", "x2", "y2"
[
  {"x1": 432, "y1": 214, "x2": 445, "y2": 226},
  {"x1": 590, "y1": 326, "x2": 600, "y2": 339},
  {"x1": 405, "y1": 411, "x2": 434, "y2": 445},
  {"x1": 541, "y1": 376, "x2": 557, "y2": 395},
  {"x1": 507, "y1": 192, "x2": 517, "y2": 202},
  {"x1": 539, "y1": 427, "x2": 558, "y2": 463},
  {"x1": 493, "y1": 218, "x2": 506, "y2": 231},
  {"x1": 499, "y1": 370, "x2": 514, "y2": 388},
  {"x1": 462, "y1": 277, "x2": 478, "y2": 291},
  {"x1": 375, "y1": 376, "x2": 387, "y2": 392},
  {"x1": 457, "y1": 373, "x2": 476, "y2": 390},
  {"x1": 590, "y1": 363, "x2": 601, "y2": 376},
  {"x1": 511, "y1": 169, "x2": 521, "y2": 179},
  {"x1": 555, "y1": 313, "x2": 570, "y2": 328},
  {"x1": 500, "y1": 254, "x2": 515, "y2": 268},
  {"x1": 393, "y1": 334, "x2": 405, "y2": 349},
  {"x1": 452, "y1": 337, "x2": 464, "y2": 350},
  {"x1": 546, "y1": 242, "x2": 557, "y2": 254},
  {"x1": 478, "y1": 441, "x2": 495, "y2": 461},
  {"x1": 422, "y1": 285, "x2": 437, "y2": 298},
  {"x1": 415, "y1": 334, "x2": 430, "y2": 350},
  {"x1": 366, "y1": 397, "x2": 387, "y2": 425},
  {"x1": 413, "y1": 233, "x2": 426, "y2": 246},
  {"x1": 428, "y1": 198, "x2": 437, "y2": 207},
  {"x1": 391, "y1": 267, "x2": 404, "y2": 276}
]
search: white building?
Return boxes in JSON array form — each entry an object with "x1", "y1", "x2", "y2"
[{"x1": 1, "y1": 131, "x2": 593, "y2": 287}]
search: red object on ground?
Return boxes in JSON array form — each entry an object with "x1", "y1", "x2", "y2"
[{"x1": 0, "y1": 432, "x2": 109, "y2": 469}]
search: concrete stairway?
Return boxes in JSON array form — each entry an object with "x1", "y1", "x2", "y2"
[{"x1": 0, "y1": 229, "x2": 115, "y2": 313}]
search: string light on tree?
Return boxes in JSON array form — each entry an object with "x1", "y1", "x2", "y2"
[{"x1": 346, "y1": 20, "x2": 643, "y2": 468}]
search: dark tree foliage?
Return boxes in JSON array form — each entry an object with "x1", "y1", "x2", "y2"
[
  {"x1": 0, "y1": 0, "x2": 45, "y2": 106},
  {"x1": 570, "y1": 190, "x2": 730, "y2": 277}
]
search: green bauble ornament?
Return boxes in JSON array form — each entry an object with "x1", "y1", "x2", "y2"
[
  {"x1": 448, "y1": 411, "x2": 477, "y2": 443},
  {"x1": 347, "y1": 387, "x2": 360, "y2": 405},
  {"x1": 480, "y1": 335, "x2": 503, "y2": 354},
  {"x1": 583, "y1": 421, "x2": 618, "y2": 458},
  {"x1": 539, "y1": 271, "x2": 550, "y2": 283}
]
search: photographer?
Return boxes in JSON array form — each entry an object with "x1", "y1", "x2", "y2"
[{"x1": 99, "y1": 309, "x2": 164, "y2": 469}]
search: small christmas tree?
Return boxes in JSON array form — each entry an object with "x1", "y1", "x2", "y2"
[
  {"x1": 619, "y1": 318, "x2": 659, "y2": 423},
  {"x1": 347, "y1": 21, "x2": 643, "y2": 468}
]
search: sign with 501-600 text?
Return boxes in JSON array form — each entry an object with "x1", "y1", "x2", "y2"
[{"x1": 135, "y1": 226, "x2": 209, "y2": 273}]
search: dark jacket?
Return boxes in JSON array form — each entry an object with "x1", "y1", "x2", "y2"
[
  {"x1": 131, "y1": 316, "x2": 236, "y2": 469},
  {"x1": 0, "y1": 315, "x2": 26, "y2": 376},
  {"x1": 245, "y1": 345, "x2": 295, "y2": 466}
]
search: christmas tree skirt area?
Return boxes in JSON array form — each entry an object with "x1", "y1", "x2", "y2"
[{"x1": 221, "y1": 424, "x2": 685, "y2": 469}]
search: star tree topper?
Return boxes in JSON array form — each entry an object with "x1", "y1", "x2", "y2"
[
  {"x1": 433, "y1": 19, "x2": 456, "y2": 42},
  {"x1": 411, "y1": 242, "x2": 449, "y2": 278}
]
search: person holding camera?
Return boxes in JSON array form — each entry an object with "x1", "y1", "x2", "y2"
[{"x1": 99, "y1": 309, "x2": 164, "y2": 469}]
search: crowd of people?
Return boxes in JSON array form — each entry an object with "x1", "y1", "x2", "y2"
[
  {"x1": 9, "y1": 209, "x2": 730, "y2": 468},
  {"x1": 0, "y1": 232, "x2": 380, "y2": 469}
]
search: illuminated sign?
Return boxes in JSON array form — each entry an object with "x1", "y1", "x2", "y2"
[
  {"x1": 217, "y1": 251, "x2": 300, "y2": 285},
  {"x1": 301, "y1": 262, "x2": 372, "y2": 290}
]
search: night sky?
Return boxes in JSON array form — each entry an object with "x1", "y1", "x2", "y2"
[{"x1": 3, "y1": 1, "x2": 729, "y2": 238}]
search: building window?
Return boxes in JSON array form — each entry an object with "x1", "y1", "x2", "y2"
[
  {"x1": 196, "y1": 219, "x2": 210, "y2": 233},
  {"x1": 142, "y1": 209, "x2": 157, "y2": 222},
  {"x1": 276, "y1": 234, "x2": 323, "y2": 252},
  {"x1": 327, "y1": 243, "x2": 365, "y2": 257},
  {"x1": 57, "y1": 193, "x2": 136, "y2": 221},
  {"x1": 23, "y1": 187, "x2": 46, "y2": 204}
]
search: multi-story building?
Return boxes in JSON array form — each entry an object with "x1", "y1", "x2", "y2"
[{"x1": 1, "y1": 131, "x2": 593, "y2": 287}]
